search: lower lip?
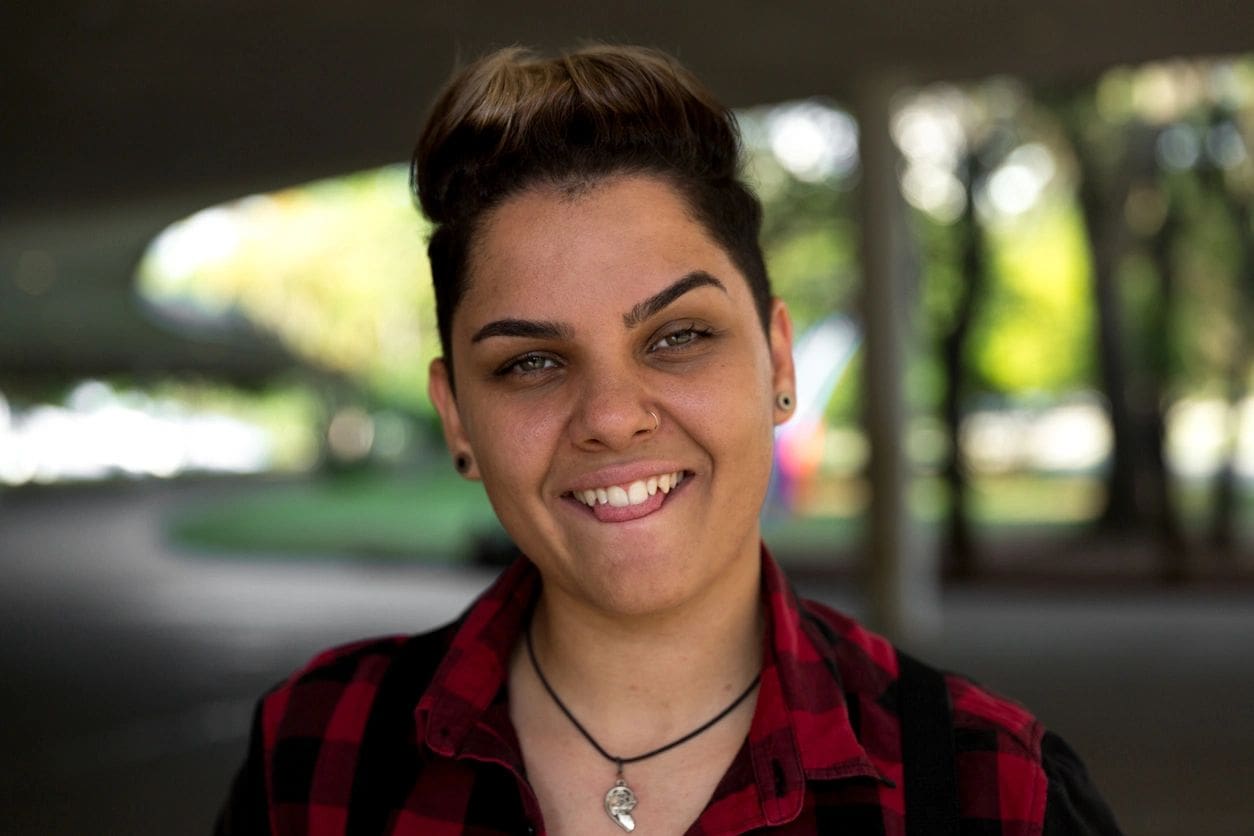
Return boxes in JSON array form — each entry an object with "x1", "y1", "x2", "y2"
[{"x1": 570, "y1": 478, "x2": 686, "y2": 523}]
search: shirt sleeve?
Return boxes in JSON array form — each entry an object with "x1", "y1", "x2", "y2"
[
  {"x1": 213, "y1": 700, "x2": 271, "y2": 836},
  {"x1": 1042, "y1": 731, "x2": 1123, "y2": 835}
]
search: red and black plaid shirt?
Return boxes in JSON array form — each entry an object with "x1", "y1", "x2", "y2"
[{"x1": 217, "y1": 549, "x2": 1119, "y2": 834}]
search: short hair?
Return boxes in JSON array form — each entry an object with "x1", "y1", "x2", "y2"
[{"x1": 412, "y1": 44, "x2": 772, "y2": 379}]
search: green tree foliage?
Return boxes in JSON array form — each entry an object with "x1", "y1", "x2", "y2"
[
  {"x1": 972, "y1": 202, "x2": 1095, "y2": 394},
  {"x1": 137, "y1": 166, "x2": 440, "y2": 413},
  {"x1": 741, "y1": 104, "x2": 860, "y2": 333}
]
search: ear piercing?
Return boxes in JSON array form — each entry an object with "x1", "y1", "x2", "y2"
[
  {"x1": 776, "y1": 392, "x2": 794, "y2": 411},
  {"x1": 454, "y1": 453, "x2": 471, "y2": 474}
]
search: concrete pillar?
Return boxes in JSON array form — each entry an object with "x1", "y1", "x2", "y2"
[{"x1": 853, "y1": 74, "x2": 939, "y2": 643}]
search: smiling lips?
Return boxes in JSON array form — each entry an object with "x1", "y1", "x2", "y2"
[{"x1": 568, "y1": 470, "x2": 686, "y2": 523}]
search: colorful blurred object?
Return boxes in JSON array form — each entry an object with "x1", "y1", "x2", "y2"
[{"x1": 771, "y1": 316, "x2": 860, "y2": 512}]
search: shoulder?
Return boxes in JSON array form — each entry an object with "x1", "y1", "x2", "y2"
[
  {"x1": 800, "y1": 599, "x2": 1042, "y2": 747},
  {"x1": 258, "y1": 623, "x2": 459, "y2": 750},
  {"x1": 945, "y1": 668, "x2": 1043, "y2": 756},
  {"x1": 1040, "y1": 731, "x2": 1124, "y2": 834},
  {"x1": 215, "y1": 625, "x2": 463, "y2": 835},
  {"x1": 941, "y1": 668, "x2": 1050, "y2": 828},
  {"x1": 939, "y1": 662, "x2": 1121, "y2": 832},
  {"x1": 799, "y1": 599, "x2": 1053, "y2": 828},
  {"x1": 939, "y1": 662, "x2": 1122, "y2": 833},
  {"x1": 281, "y1": 634, "x2": 412, "y2": 691}
]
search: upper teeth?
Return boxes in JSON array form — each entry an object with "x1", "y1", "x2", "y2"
[{"x1": 574, "y1": 471, "x2": 685, "y2": 508}]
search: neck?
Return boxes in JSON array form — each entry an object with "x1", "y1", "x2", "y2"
[{"x1": 521, "y1": 547, "x2": 764, "y2": 751}]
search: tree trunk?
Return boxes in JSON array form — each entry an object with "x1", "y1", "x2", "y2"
[
  {"x1": 1071, "y1": 136, "x2": 1140, "y2": 529},
  {"x1": 1210, "y1": 188, "x2": 1254, "y2": 556},
  {"x1": 1065, "y1": 110, "x2": 1185, "y2": 576},
  {"x1": 1145, "y1": 191, "x2": 1189, "y2": 580},
  {"x1": 939, "y1": 151, "x2": 988, "y2": 579}
]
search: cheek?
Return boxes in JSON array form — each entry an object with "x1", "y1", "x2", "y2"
[
  {"x1": 661, "y1": 352, "x2": 776, "y2": 443},
  {"x1": 463, "y1": 392, "x2": 562, "y2": 482}
]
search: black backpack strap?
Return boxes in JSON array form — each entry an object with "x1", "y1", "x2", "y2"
[{"x1": 898, "y1": 649, "x2": 960, "y2": 836}]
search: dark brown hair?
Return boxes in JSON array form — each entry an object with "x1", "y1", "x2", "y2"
[{"x1": 412, "y1": 44, "x2": 771, "y2": 377}]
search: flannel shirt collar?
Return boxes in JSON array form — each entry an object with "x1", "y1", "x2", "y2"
[
  {"x1": 745, "y1": 549, "x2": 890, "y2": 826},
  {"x1": 415, "y1": 546, "x2": 888, "y2": 821},
  {"x1": 415, "y1": 555, "x2": 537, "y2": 766}
]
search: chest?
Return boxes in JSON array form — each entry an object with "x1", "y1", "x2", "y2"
[
  {"x1": 368, "y1": 754, "x2": 907, "y2": 836},
  {"x1": 516, "y1": 727, "x2": 745, "y2": 835}
]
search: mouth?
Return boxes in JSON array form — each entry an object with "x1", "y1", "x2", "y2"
[{"x1": 563, "y1": 470, "x2": 689, "y2": 523}]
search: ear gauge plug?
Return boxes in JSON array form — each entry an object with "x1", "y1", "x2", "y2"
[
  {"x1": 454, "y1": 453, "x2": 471, "y2": 474},
  {"x1": 776, "y1": 392, "x2": 794, "y2": 411}
]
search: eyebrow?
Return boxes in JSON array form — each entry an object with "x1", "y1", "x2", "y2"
[
  {"x1": 471, "y1": 319, "x2": 575, "y2": 344},
  {"x1": 622, "y1": 271, "x2": 727, "y2": 328},
  {"x1": 469, "y1": 271, "x2": 726, "y2": 344}
]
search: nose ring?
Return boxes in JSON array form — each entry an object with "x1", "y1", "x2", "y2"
[{"x1": 649, "y1": 410, "x2": 660, "y2": 432}]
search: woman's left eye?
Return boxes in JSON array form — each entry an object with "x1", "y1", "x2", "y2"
[{"x1": 650, "y1": 326, "x2": 710, "y2": 352}]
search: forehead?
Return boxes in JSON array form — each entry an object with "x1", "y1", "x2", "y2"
[{"x1": 459, "y1": 175, "x2": 747, "y2": 324}]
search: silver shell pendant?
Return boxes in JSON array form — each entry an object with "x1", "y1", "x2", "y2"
[{"x1": 604, "y1": 779, "x2": 638, "y2": 831}]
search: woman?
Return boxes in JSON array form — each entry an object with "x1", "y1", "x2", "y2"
[{"x1": 217, "y1": 45, "x2": 1120, "y2": 834}]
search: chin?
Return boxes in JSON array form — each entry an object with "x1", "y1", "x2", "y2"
[
  {"x1": 587, "y1": 581, "x2": 694, "y2": 620},
  {"x1": 578, "y1": 551, "x2": 719, "y2": 618}
]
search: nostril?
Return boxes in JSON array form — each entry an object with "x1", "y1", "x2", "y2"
[{"x1": 571, "y1": 403, "x2": 662, "y2": 451}]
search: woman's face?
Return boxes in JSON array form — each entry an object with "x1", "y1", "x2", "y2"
[{"x1": 429, "y1": 175, "x2": 794, "y2": 618}]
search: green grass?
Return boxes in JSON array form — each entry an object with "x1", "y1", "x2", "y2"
[
  {"x1": 168, "y1": 466, "x2": 1252, "y2": 564},
  {"x1": 168, "y1": 468, "x2": 504, "y2": 561},
  {"x1": 761, "y1": 513, "x2": 863, "y2": 557}
]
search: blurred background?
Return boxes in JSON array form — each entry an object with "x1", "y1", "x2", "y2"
[{"x1": 3, "y1": 3, "x2": 1252, "y2": 833}]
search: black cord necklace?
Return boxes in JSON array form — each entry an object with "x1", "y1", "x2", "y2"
[{"x1": 524, "y1": 622, "x2": 761, "y2": 833}]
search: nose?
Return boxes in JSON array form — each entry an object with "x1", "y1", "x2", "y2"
[{"x1": 569, "y1": 365, "x2": 658, "y2": 451}]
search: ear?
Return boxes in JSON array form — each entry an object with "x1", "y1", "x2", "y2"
[
  {"x1": 767, "y1": 298, "x2": 797, "y2": 426},
  {"x1": 428, "y1": 357, "x2": 481, "y2": 480}
]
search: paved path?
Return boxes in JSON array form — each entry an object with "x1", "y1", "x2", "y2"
[{"x1": 2, "y1": 481, "x2": 1251, "y2": 834}]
